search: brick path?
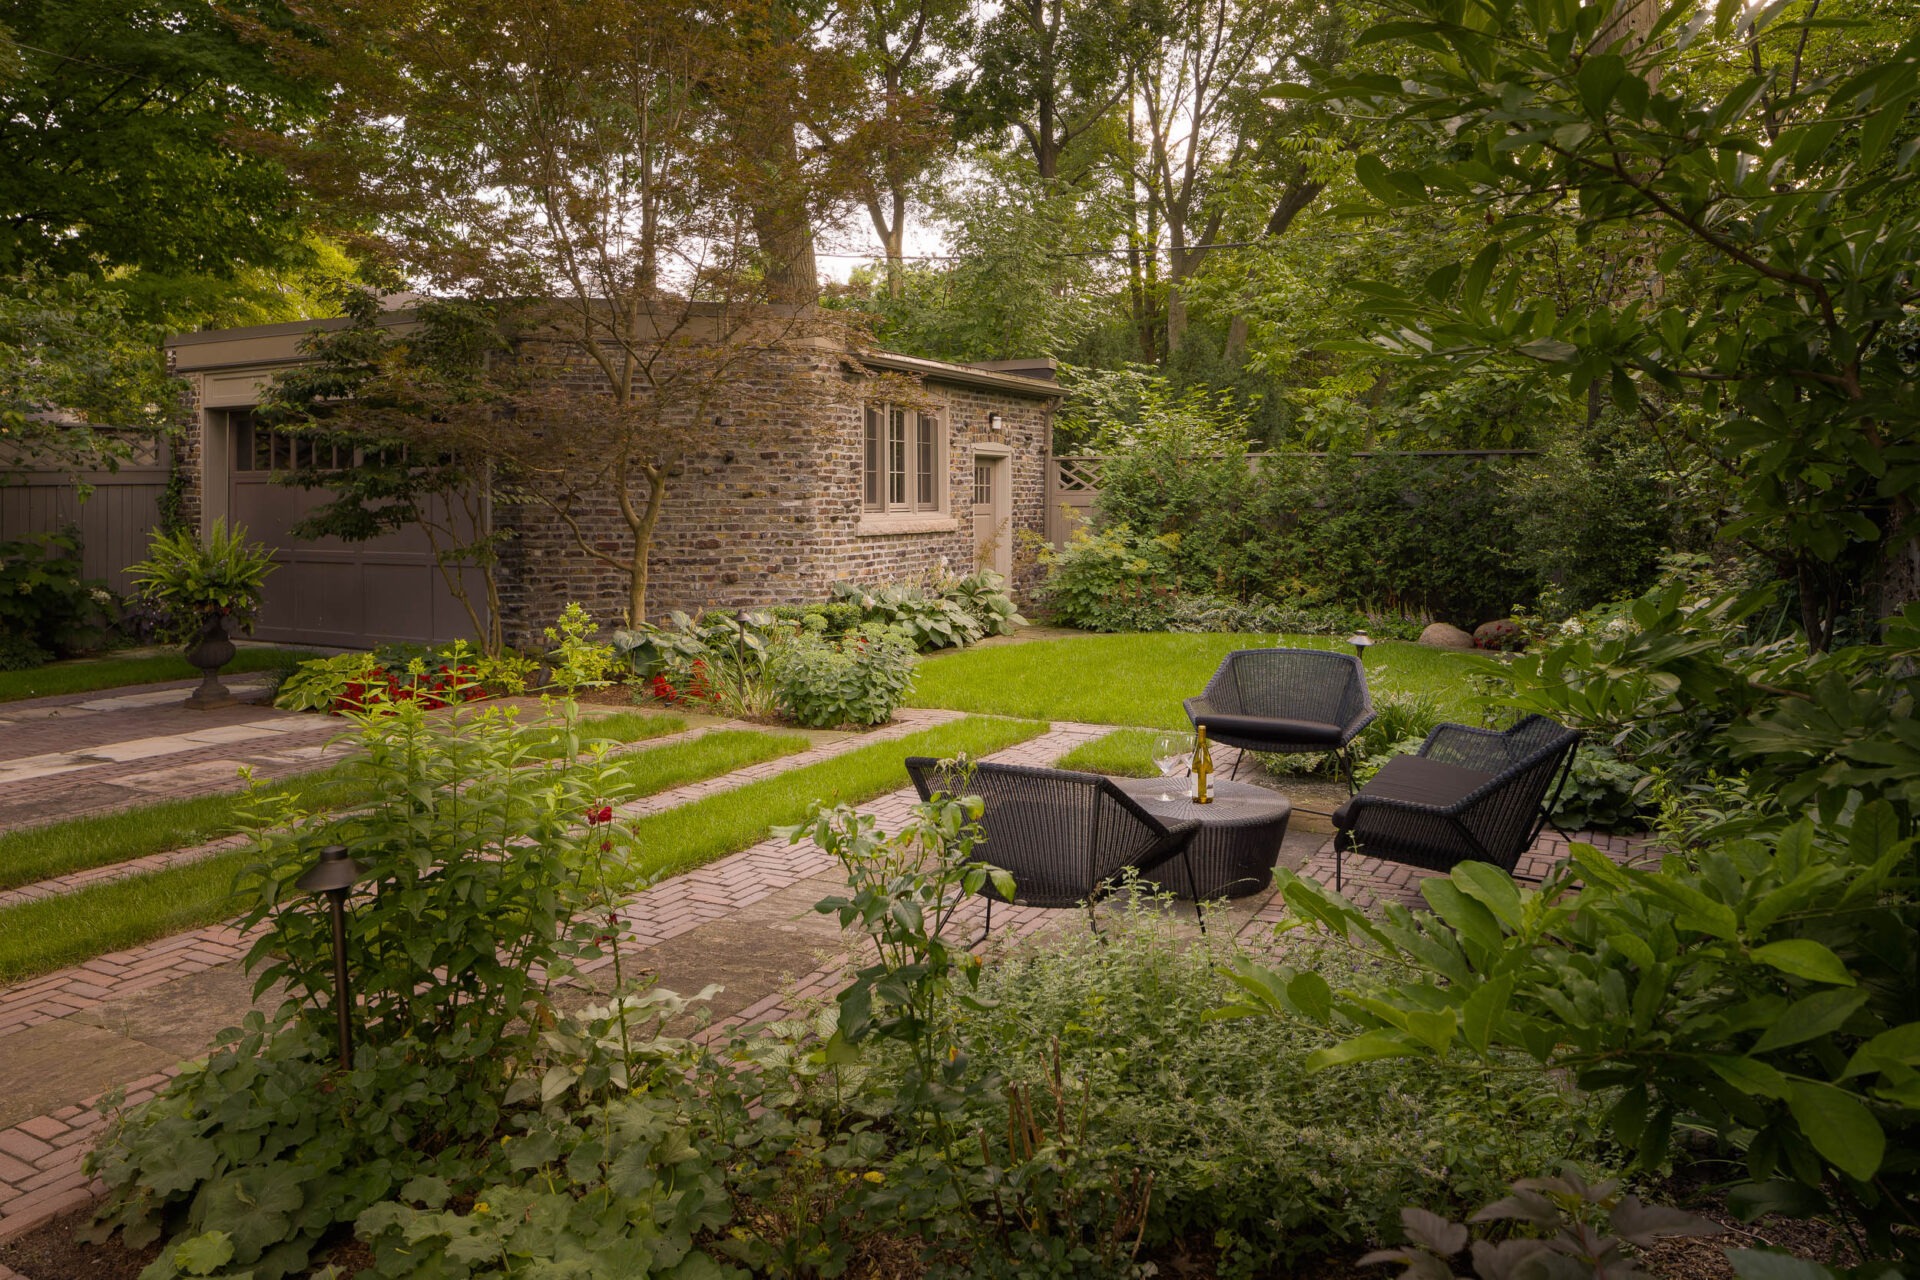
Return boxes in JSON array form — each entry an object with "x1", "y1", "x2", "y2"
[
  {"x1": 0, "y1": 706, "x2": 1641, "y2": 1253},
  {"x1": 0, "y1": 680, "x2": 344, "y2": 833}
]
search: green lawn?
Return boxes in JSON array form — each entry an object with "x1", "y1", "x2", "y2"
[
  {"x1": 0, "y1": 723, "x2": 803, "y2": 985},
  {"x1": 1054, "y1": 728, "x2": 1169, "y2": 778},
  {"x1": 907, "y1": 633, "x2": 1489, "y2": 729},
  {"x1": 0, "y1": 712, "x2": 694, "y2": 892},
  {"x1": 0, "y1": 648, "x2": 316, "y2": 703},
  {"x1": 624, "y1": 714, "x2": 1045, "y2": 884}
]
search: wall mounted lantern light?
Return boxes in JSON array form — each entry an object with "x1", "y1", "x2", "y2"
[{"x1": 986, "y1": 412, "x2": 1005, "y2": 433}]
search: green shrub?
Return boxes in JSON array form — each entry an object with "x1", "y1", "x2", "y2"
[
  {"x1": 770, "y1": 623, "x2": 917, "y2": 727},
  {"x1": 88, "y1": 696, "x2": 640, "y2": 1278},
  {"x1": 1038, "y1": 524, "x2": 1180, "y2": 631},
  {"x1": 767, "y1": 601, "x2": 865, "y2": 636},
  {"x1": 1550, "y1": 743, "x2": 1652, "y2": 833},
  {"x1": 961, "y1": 920, "x2": 1608, "y2": 1266},
  {"x1": 0, "y1": 527, "x2": 110, "y2": 661},
  {"x1": 1089, "y1": 446, "x2": 1544, "y2": 626}
]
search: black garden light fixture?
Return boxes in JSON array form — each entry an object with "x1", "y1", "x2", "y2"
[
  {"x1": 295, "y1": 843, "x2": 371, "y2": 1068},
  {"x1": 1347, "y1": 631, "x2": 1373, "y2": 663}
]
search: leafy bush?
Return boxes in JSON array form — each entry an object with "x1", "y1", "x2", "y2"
[
  {"x1": 88, "y1": 696, "x2": 639, "y2": 1278},
  {"x1": 828, "y1": 570, "x2": 1025, "y2": 652},
  {"x1": 273, "y1": 641, "x2": 532, "y2": 713},
  {"x1": 0, "y1": 527, "x2": 111, "y2": 662},
  {"x1": 942, "y1": 915, "x2": 1609, "y2": 1270},
  {"x1": 1039, "y1": 524, "x2": 1181, "y2": 631},
  {"x1": 766, "y1": 600, "x2": 865, "y2": 636},
  {"x1": 126, "y1": 518, "x2": 276, "y2": 642},
  {"x1": 1227, "y1": 803, "x2": 1920, "y2": 1262},
  {"x1": 1550, "y1": 743, "x2": 1651, "y2": 833},
  {"x1": 616, "y1": 608, "x2": 783, "y2": 716},
  {"x1": 1091, "y1": 445, "x2": 1535, "y2": 625},
  {"x1": 770, "y1": 623, "x2": 918, "y2": 727}
]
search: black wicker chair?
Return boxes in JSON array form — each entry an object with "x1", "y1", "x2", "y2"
[
  {"x1": 905, "y1": 757, "x2": 1207, "y2": 937},
  {"x1": 1329, "y1": 714, "x2": 1581, "y2": 891},
  {"x1": 1184, "y1": 648, "x2": 1376, "y2": 791}
]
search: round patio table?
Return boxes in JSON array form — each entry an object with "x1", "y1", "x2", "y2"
[{"x1": 1115, "y1": 777, "x2": 1292, "y2": 900}]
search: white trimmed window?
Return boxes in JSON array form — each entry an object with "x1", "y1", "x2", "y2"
[{"x1": 863, "y1": 404, "x2": 945, "y2": 514}]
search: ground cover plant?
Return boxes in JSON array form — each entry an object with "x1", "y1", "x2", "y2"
[
  {"x1": 0, "y1": 717, "x2": 808, "y2": 984},
  {"x1": 0, "y1": 647, "x2": 312, "y2": 702},
  {"x1": 1226, "y1": 598, "x2": 1920, "y2": 1266},
  {"x1": 908, "y1": 632, "x2": 1483, "y2": 728}
]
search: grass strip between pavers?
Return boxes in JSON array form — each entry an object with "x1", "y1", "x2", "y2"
[
  {"x1": 0, "y1": 713, "x2": 692, "y2": 892},
  {"x1": 0, "y1": 648, "x2": 316, "y2": 704},
  {"x1": 622, "y1": 714, "x2": 1046, "y2": 885},
  {"x1": 0, "y1": 724, "x2": 837, "y2": 986},
  {"x1": 1053, "y1": 727, "x2": 1167, "y2": 778}
]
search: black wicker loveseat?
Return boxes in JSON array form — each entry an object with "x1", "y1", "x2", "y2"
[
  {"x1": 905, "y1": 757, "x2": 1206, "y2": 935},
  {"x1": 1329, "y1": 714, "x2": 1581, "y2": 890},
  {"x1": 1184, "y1": 648, "x2": 1376, "y2": 789}
]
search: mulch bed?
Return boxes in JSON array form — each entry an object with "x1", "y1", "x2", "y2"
[{"x1": 0, "y1": 1171, "x2": 1862, "y2": 1280}]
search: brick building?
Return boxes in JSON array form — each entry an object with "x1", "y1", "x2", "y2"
[{"x1": 163, "y1": 311, "x2": 1059, "y2": 649}]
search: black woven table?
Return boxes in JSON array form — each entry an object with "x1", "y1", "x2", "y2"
[{"x1": 1114, "y1": 778, "x2": 1292, "y2": 899}]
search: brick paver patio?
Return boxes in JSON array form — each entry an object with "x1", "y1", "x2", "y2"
[{"x1": 0, "y1": 694, "x2": 1644, "y2": 1254}]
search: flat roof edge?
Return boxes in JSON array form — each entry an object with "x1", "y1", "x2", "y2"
[{"x1": 858, "y1": 351, "x2": 1063, "y2": 398}]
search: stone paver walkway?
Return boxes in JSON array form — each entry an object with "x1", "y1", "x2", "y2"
[
  {"x1": 0, "y1": 698, "x2": 1643, "y2": 1257},
  {"x1": 0, "y1": 679, "x2": 344, "y2": 832}
]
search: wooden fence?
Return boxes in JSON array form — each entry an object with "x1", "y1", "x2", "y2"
[
  {"x1": 0, "y1": 439, "x2": 172, "y2": 592},
  {"x1": 1043, "y1": 449, "x2": 1541, "y2": 548}
]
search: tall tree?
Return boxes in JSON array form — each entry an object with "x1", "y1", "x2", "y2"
[
  {"x1": 1288, "y1": 0, "x2": 1920, "y2": 644},
  {"x1": 1127, "y1": 0, "x2": 1317, "y2": 353},
  {"x1": 270, "y1": 0, "x2": 854, "y2": 622},
  {"x1": 958, "y1": 0, "x2": 1138, "y2": 185},
  {"x1": 809, "y1": 0, "x2": 967, "y2": 296},
  {"x1": 0, "y1": 0, "x2": 315, "y2": 297}
]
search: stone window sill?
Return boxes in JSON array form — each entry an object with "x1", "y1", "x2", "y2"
[{"x1": 856, "y1": 513, "x2": 959, "y2": 537}]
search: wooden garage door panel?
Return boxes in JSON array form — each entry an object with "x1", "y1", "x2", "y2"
[{"x1": 226, "y1": 416, "x2": 484, "y2": 648}]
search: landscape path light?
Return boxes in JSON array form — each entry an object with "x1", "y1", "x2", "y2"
[
  {"x1": 1347, "y1": 631, "x2": 1373, "y2": 663},
  {"x1": 295, "y1": 843, "x2": 372, "y2": 1068}
]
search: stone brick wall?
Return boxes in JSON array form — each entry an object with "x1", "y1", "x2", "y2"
[
  {"x1": 170, "y1": 330, "x2": 1056, "y2": 651},
  {"x1": 495, "y1": 346, "x2": 1057, "y2": 645}
]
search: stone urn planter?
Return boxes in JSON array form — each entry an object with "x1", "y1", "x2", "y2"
[{"x1": 183, "y1": 613, "x2": 239, "y2": 710}]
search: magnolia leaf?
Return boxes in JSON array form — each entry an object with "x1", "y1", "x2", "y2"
[
  {"x1": 1703, "y1": 1054, "x2": 1790, "y2": 1099},
  {"x1": 1841, "y1": 1022, "x2": 1920, "y2": 1078},
  {"x1": 1785, "y1": 1081, "x2": 1884, "y2": 1181},
  {"x1": 1753, "y1": 987, "x2": 1869, "y2": 1053},
  {"x1": 1287, "y1": 970, "x2": 1334, "y2": 1023},
  {"x1": 1516, "y1": 337, "x2": 1579, "y2": 363},
  {"x1": 1306, "y1": 1029, "x2": 1421, "y2": 1071},
  {"x1": 1749, "y1": 940, "x2": 1854, "y2": 986},
  {"x1": 1401, "y1": 1207, "x2": 1469, "y2": 1256},
  {"x1": 1726, "y1": 1249, "x2": 1838, "y2": 1280}
]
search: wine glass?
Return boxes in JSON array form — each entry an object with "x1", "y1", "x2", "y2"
[{"x1": 1152, "y1": 731, "x2": 1193, "y2": 801}]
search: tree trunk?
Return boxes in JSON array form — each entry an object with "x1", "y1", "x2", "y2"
[{"x1": 1223, "y1": 314, "x2": 1248, "y2": 365}]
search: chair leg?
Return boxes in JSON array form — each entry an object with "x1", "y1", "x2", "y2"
[
  {"x1": 1180, "y1": 845, "x2": 1206, "y2": 935},
  {"x1": 1230, "y1": 750, "x2": 1242, "y2": 781},
  {"x1": 1338, "y1": 747, "x2": 1357, "y2": 795},
  {"x1": 970, "y1": 896, "x2": 994, "y2": 950},
  {"x1": 1334, "y1": 845, "x2": 1343, "y2": 894}
]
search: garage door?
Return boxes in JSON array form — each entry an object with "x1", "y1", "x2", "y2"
[{"x1": 227, "y1": 413, "x2": 488, "y2": 649}]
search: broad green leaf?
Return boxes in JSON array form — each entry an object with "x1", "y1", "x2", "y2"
[
  {"x1": 171, "y1": 1231, "x2": 236, "y2": 1277},
  {"x1": 1286, "y1": 970, "x2": 1334, "y2": 1023},
  {"x1": 1462, "y1": 973, "x2": 1515, "y2": 1054},
  {"x1": 1703, "y1": 1054, "x2": 1790, "y2": 1099},
  {"x1": 1452, "y1": 860, "x2": 1524, "y2": 929},
  {"x1": 1753, "y1": 987, "x2": 1869, "y2": 1053},
  {"x1": 1785, "y1": 1081, "x2": 1884, "y2": 1181},
  {"x1": 1306, "y1": 1029, "x2": 1421, "y2": 1071},
  {"x1": 1749, "y1": 940, "x2": 1853, "y2": 986},
  {"x1": 1576, "y1": 53, "x2": 1626, "y2": 115},
  {"x1": 1421, "y1": 877, "x2": 1506, "y2": 953},
  {"x1": 1842, "y1": 1023, "x2": 1920, "y2": 1078}
]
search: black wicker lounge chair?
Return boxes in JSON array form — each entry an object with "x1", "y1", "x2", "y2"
[
  {"x1": 1329, "y1": 714, "x2": 1581, "y2": 891},
  {"x1": 905, "y1": 757, "x2": 1207, "y2": 937},
  {"x1": 1184, "y1": 648, "x2": 1376, "y2": 790}
]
